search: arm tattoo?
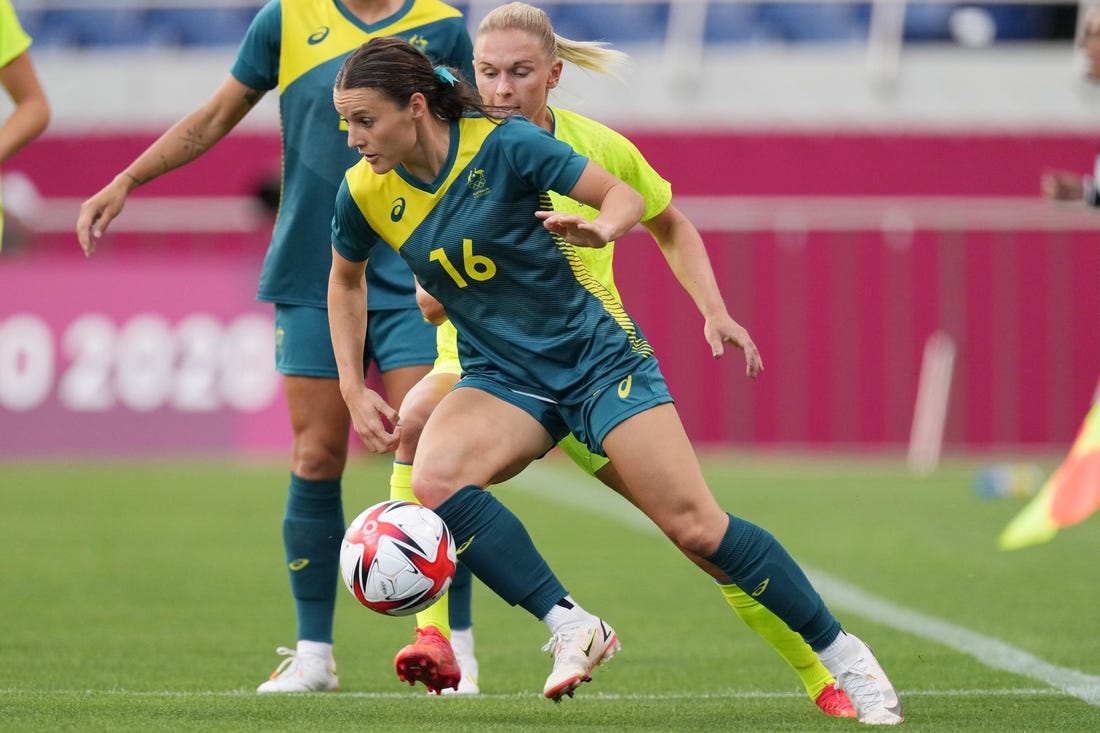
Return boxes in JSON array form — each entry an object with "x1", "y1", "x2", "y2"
[{"x1": 180, "y1": 125, "x2": 210, "y2": 161}]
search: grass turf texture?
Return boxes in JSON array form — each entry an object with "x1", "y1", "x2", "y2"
[{"x1": 2, "y1": 453, "x2": 1098, "y2": 731}]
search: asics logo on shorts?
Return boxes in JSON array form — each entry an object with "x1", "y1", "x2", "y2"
[{"x1": 617, "y1": 375, "x2": 633, "y2": 399}]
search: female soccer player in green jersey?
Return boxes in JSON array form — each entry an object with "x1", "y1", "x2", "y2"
[
  {"x1": 328, "y1": 36, "x2": 903, "y2": 725},
  {"x1": 0, "y1": 0, "x2": 49, "y2": 252},
  {"x1": 75, "y1": 0, "x2": 473, "y2": 694},
  {"x1": 386, "y1": 2, "x2": 854, "y2": 718}
]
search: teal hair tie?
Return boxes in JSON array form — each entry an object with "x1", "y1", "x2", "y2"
[{"x1": 433, "y1": 66, "x2": 458, "y2": 86}]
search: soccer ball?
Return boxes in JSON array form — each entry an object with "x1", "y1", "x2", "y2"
[{"x1": 339, "y1": 499, "x2": 457, "y2": 617}]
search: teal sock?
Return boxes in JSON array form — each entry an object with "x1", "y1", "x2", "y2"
[
  {"x1": 434, "y1": 486, "x2": 566, "y2": 619},
  {"x1": 707, "y1": 513, "x2": 840, "y2": 651},
  {"x1": 283, "y1": 474, "x2": 344, "y2": 643},
  {"x1": 448, "y1": 562, "x2": 474, "y2": 630}
]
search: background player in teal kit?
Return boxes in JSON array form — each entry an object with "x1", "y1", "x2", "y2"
[
  {"x1": 391, "y1": 2, "x2": 854, "y2": 717},
  {"x1": 75, "y1": 0, "x2": 473, "y2": 693},
  {"x1": 328, "y1": 36, "x2": 903, "y2": 724}
]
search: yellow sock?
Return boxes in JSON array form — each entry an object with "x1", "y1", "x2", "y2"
[
  {"x1": 389, "y1": 461, "x2": 416, "y2": 502},
  {"x1": 719, "y1": 582, "x2": 834, "y2": 701},
  {"x1": 390, "y1": 461, "x2": 451, "y2": 639}
]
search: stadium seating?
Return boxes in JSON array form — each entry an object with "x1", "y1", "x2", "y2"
[
  {"x1": 142, "y1": 8, "x2": 262, "y2": 48},
  {"x1": 548, "y1": 2, "x2": 672, "y2": 45},
  {"x1": 18, "y1": 2, "x2": 1070, "y2": 50},
  {"x1": 28, "y1": 9, "x2": 150, "y2": 49}
]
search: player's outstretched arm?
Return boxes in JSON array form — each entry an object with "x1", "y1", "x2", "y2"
[
  {"x1": 0, "y1": 50, "x2": 49, "y2": 166},
  {"x1": 540, "y1": 161, "x2": 643, "y2": 247},
  {"x1": 643, "y1": 204, "x2": 763, "y2": 377},
  {"x1": 75, "y1": 75, "x2": 264, "y2": 256}
]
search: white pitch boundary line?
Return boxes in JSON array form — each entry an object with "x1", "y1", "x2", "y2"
[
  {"x1": 507, "y1": 461, "x2": 1100, "y2": 707},
  {"x1": 0, "y1": 688, "x2": 1067, "y2": 701}
]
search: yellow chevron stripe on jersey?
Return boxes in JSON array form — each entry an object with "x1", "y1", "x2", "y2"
[
  {"x1": 279, "y1": 0, "x2": 465, "y2": 91},
  {"x1": 542, "y1": 190, "x2": 653, "y2": 358},
  {"x1": 344, "y1": 117, "x2": 498, "y2": 252}
]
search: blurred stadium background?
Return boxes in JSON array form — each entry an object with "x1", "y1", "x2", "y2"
[{"x1": 2, "y1": 0, "x2": 1098, "y2": 463}]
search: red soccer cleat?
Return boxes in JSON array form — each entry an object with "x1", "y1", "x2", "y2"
[
  {"x1": 815, "y1": 683, "x2": 858, "y2": 718},
  {"x1": 394, "y1": 627, "x2": 461, "y2": 695}
]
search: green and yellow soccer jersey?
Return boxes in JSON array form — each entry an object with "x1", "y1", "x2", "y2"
[
  {"x1": 0, "y1": 0, "x2": 30, "y2": 68},
  {"x1": 0, "y1": 0, "x2": 31, "y2": 248},
  {"x1": 549, "y1": 107, "x2": 672, "y2": 303},
  {"x1": 332, "y1": 115, "x2": 653, "y2": 403},
  {"x1": 231, "y1": 0, "x2": 473, "y2": 310}
]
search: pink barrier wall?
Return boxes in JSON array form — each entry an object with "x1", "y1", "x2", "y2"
[
  {"x1": 0, "y1": 241, "x2": 291, "y2": 458},
  {"x1": 3, "y1": 130, "x2": 1098, "y2": 456},
  {"x1": 614, "y1": 228, "x2": 1100, "y2": 449}
]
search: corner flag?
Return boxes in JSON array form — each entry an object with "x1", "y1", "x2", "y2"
[{"x1": 998, "y1": 399, "x2": 1100, "y2": 550}]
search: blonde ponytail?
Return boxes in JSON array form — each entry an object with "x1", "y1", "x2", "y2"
[{"x1": 477, "y1": 2, "x2": 629, "y2": 77}]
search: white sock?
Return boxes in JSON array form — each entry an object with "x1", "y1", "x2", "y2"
[
  {"x1": 451, "y1": 627, "x2": 475, "y2": 659},
  {"x1": 815, "y1": 631, "x2": 854, "y2": 677},
  {"x1": 540, "y1": 595, "x2": 594, "y2": 634},
  {"x1": 297, "y1": 640, "x2": 334, "y2": 661}
]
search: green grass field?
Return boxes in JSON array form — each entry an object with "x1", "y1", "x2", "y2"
[{"x1": 3, "y1": 452, "x2": 1099, "y2": 732}]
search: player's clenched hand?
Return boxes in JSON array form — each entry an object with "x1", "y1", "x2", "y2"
[
  {"x1": 75, "y1": 174, "x2": 133, "y2": 257},
  {"x1": 706, "y1": 315, "x2": 764, "y2": 378},
  {"x1": 346, "y1": 388, "x2": 401, "y2": 453}
]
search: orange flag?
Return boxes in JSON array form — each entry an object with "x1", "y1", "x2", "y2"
[{"x1": 999, "y1": 399, "x2": 1100, "y2": 550}]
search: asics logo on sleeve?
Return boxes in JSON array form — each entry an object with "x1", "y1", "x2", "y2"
[{"x1": 308, "y1": 26, "x2": 330, "y2": 44}]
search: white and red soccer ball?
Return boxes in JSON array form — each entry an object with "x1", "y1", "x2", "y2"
[{"x1": 340, "y1": 500, "x2": 457, "y2": 616}]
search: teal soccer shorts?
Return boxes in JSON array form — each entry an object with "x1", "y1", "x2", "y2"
[
  {"x1": 274, "y1": 304, "x2": 437, "y2": 378},
  {"x1": 456, "y1": 357, "x2": 672, "y2": 458}
]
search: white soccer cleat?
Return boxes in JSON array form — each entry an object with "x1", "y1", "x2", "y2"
[
  {"x1": 541, "y1": 617, "x2": 620, "y2": 701},
  {"x1": 439, "y1": 665, "x2": 480, "y2": 696},
  {"x1": 256, "y1": 646, "x2": 338, "y2": 694},
  {"x1": 832, "y1": 634, "x2": 904, "y2": 725},
  {"x1": 441, "y1": 629, "x2": 480, "y2": 696}
]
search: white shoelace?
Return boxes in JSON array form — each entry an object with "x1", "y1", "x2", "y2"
[{"x1": 267, "y1": 646, "x2": 299, "y2": 678}]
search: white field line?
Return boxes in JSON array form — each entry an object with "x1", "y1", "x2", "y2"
[
  {"x1": 507, "y1": 461, "x2": 1100, "y2": 707},
  {"x1": 0, "y1": 688, "x2": 1068, "y2": 701}
]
